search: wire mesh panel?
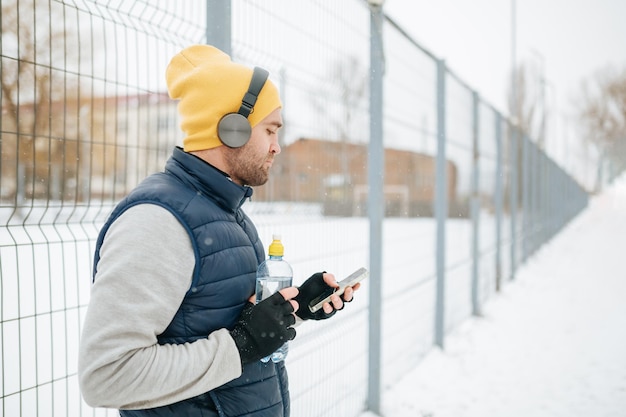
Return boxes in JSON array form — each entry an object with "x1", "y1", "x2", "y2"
[
  {"x1": 1, "y1": 1, "x2": 207, "y2": 416},
  {"x1": 229, "y1": 1, "x2": 372, "y2": 414},
  {"x1": 477, "y1": 101, "x2": 499, "y2": 305},
  {"x1": 0, "y1": 1, "x2": 594, "y2": 416},
  {"x1": 377, "y1": 18, "x2": 440, "y2": 388},
  {"x1": 442, "y1": 74, "x2": 474, "y2": 332}
]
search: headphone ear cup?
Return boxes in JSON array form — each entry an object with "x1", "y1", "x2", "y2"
[{"x1": 218, "y1": 113, "x2": 252, "y2": 148}]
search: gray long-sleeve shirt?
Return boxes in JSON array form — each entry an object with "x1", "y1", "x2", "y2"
[{"x1": 78, "y1": 203, "x2": 242, "y2": 409}]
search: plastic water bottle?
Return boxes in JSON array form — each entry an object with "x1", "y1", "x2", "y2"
[{"x1": 256, "y1": 234, "x2": 293, "y2": 363}]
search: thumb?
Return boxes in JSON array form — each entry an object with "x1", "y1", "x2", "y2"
[
  {"x1": 279, "y1": 286, "x2": 300, "y2": 313},
  {"x1": 278, "y1": 286, "x2": 299, "y2": 300}
]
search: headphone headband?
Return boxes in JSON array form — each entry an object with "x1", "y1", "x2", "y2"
[{"x1": 238, "y1": 67, "x2": 269, "y2": 118}]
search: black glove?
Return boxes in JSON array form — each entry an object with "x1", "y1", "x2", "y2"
[
  {"x1": 294, "y1": 272, "x2": 340, "y2": 321},
  {"x1": 230, "y1": 291, "x2": 297, "y2": 365}
]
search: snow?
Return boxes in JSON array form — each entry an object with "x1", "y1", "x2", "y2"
[{"x1": 360, "y1": 174, "x2": 626, "y2": 417}]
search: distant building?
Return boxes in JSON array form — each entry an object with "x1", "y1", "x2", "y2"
[
  {"x1": 1, "y1": 92, "x2": 177, "y2": 202},
  {"x1": 257, "y1": 138, "x2": 458, "y2": 217}
]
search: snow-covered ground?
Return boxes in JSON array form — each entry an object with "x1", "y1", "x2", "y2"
[{"x1": 361, "y1": 173, "x2": 626, "y2": 417}]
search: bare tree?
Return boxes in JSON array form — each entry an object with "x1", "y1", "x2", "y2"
[
  {"x1": 307, "y1": 55, "x2": 367, "y2": 212},
  {"x1": 506, "y1": 59, "x2": 545, "y2": 207},
  {"x1": 302, "y1": 55, "x2": 368, "y2": 214},
  {"x1": 311, "y1": 54, "x2": 367, "y2": 142},
  {"x1": 1, "y1": 0, "x2": 83, "y2": 205},
  {"x1": 507, "y1": 59, "x2": 545, "y2": 141},
  {"x1": 577, "y1": 65, "x2": 626, "y2": 169}
]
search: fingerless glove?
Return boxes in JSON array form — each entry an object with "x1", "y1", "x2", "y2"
[
  {"x1": 293, "y1": 272, "x2": 338, "y2": 321},
  {"x1": 230, "y1": 292, "x2": 297, "y2": 365}
]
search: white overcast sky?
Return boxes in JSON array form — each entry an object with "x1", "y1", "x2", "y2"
[{"x1": 384, "y1": 0, "x2": 626, "y2": 119}]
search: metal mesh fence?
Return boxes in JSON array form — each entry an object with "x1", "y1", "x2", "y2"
[{"x1": 0, "y1": 0, "x2": 598, "y2": 416}]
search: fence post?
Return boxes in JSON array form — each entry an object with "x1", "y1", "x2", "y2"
[
  {"x1": 532, "y1": 141, "x2": 539, "y2": 254},
  {"x1": 494, "y1": 111, "x2": 503, "y2": 292},
  {"x1": 522, "y1": 134, "x2": 530, "y2": 262},
  {"x1": 510, "y1": 124, "x2": 518, "y2": 279},
  {"x1": 535, "y1": 150, "x2": 550, "y2": 247},
  {"x1": 528, "y1": 137, "x2": 534, "y2": 258},
  {"x1": 434, "y1": 58, "x2": 447, "y2": 348},
  {"x1": 550, "y1": 157, "x2": 559, "y2": 238},
  {"x1": 471, "y1": 91, "x2": 481, "y2": 315},
  {"x1": 205, "y1": 0, "x2": 231, "y2": 54},
  {"x1": 367, "y1": 2, "x2": 385, "y2": 414}
]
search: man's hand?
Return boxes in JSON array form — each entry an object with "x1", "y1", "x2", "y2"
[
  {"x1": 294, "y1": 272, "x2": 359, "y2": 321},
  {"x1": 230, "y1": 287, "x2": 299, "y2": 365}
]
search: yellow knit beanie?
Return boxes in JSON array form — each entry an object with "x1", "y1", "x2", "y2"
[{"x1": 165, "y1": 44, "x2": 282, "y2": 152}]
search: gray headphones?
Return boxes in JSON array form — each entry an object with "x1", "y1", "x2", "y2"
[{"x1": 217, "y1": 66, "x2": 269, "y2": 148}]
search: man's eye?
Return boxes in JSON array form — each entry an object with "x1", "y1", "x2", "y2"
[{"x1": 267, "y1": 129, "x2": 276, "y2": 135}]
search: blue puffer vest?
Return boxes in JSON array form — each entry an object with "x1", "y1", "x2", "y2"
[{"x1": 93, "y1": 147, "x2": 290, "y2": 417}]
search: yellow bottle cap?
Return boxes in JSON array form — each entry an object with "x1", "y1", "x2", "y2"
[{"x1": 268, "y1": 234, "x2": 284, "y2": 257}]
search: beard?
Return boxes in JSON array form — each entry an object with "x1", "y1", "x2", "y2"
[{"x1": 223, "y1": 146, "x2": 272, "y2": 186}]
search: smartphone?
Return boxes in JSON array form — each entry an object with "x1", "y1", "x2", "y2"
[{"x1": 308, "y1": 267, "x2": 368, "y2": 313}]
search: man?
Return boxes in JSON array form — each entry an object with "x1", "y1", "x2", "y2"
[{"x1": 78, "y1": 44, "x2": 359, "y2": 417}]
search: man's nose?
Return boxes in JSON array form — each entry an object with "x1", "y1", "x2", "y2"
[{"x1": 270, "y1": 141, "x2": 281, "y2": 155}]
